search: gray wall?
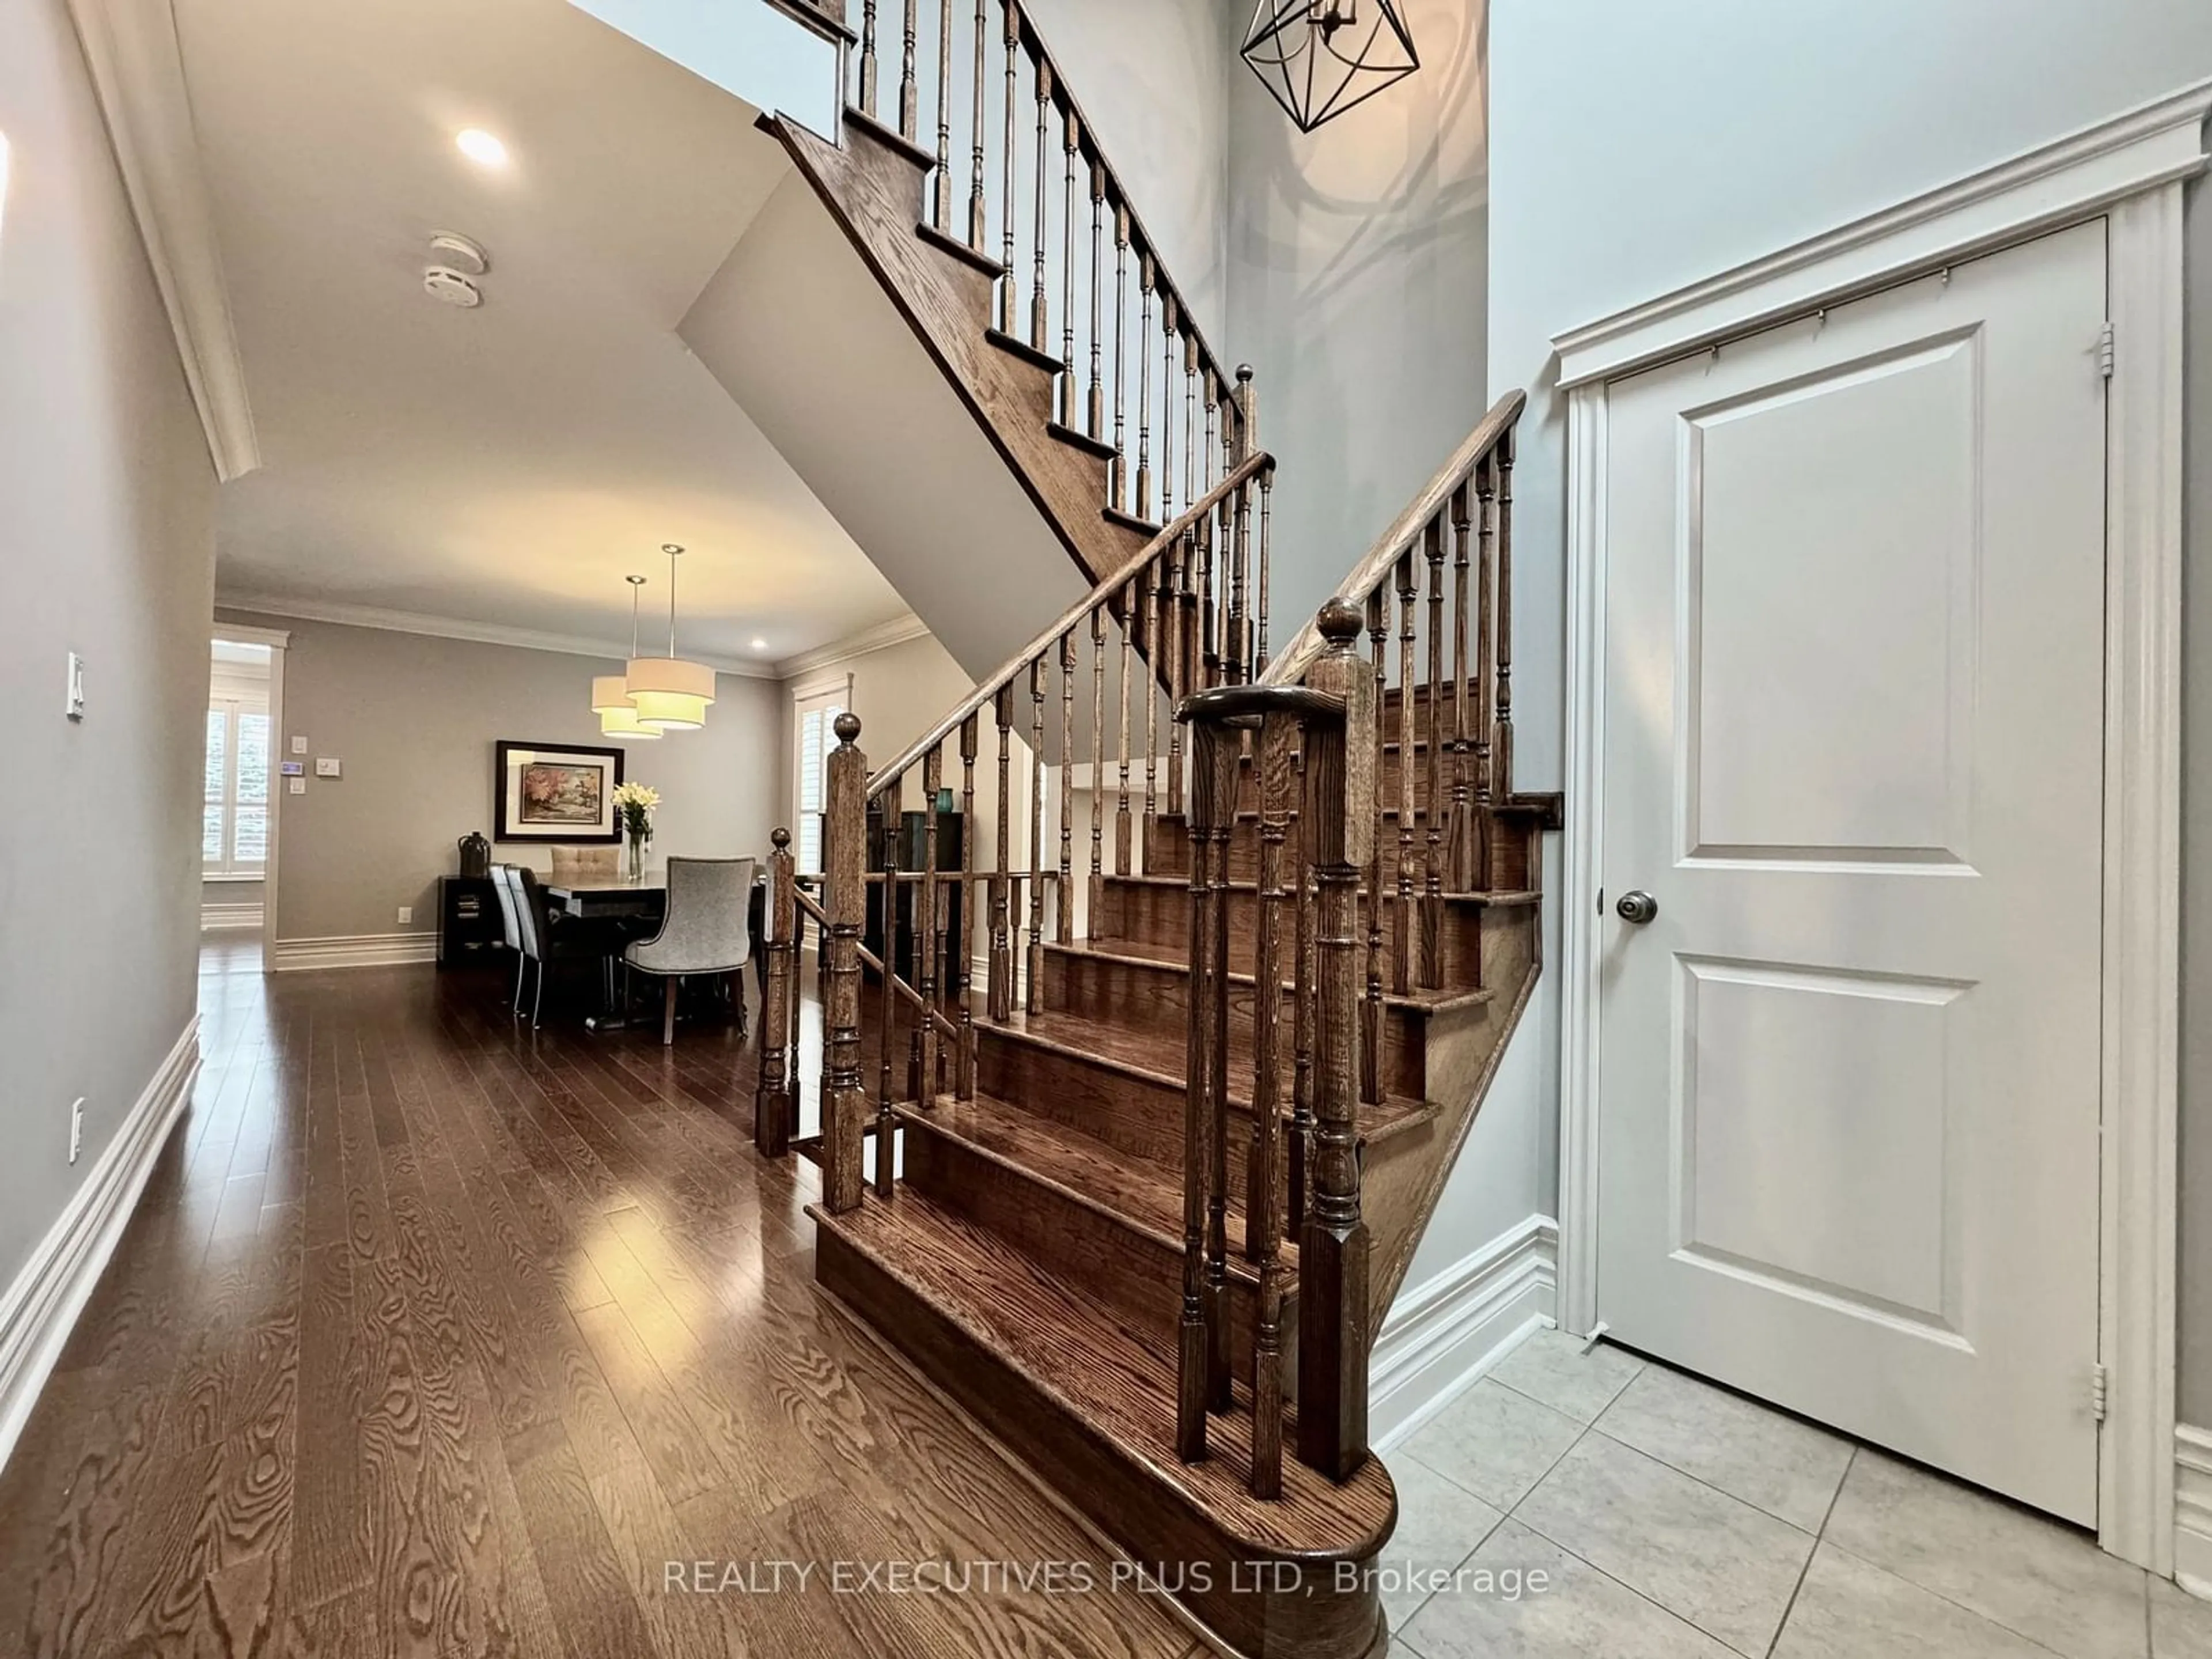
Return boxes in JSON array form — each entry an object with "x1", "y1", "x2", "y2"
[
  {"x1": 1224, "y1": 0, "x2": 1491, "y2": 642},
  {"x1": 213, "y1": 613, "x2": 781, "y2": 941},
  {"x1": 1488, "y1": 0, "x2": 2212, "y2": 1398},
  {"x1": 0, "y1": 0, "x2": 218, "y2": 1286}
]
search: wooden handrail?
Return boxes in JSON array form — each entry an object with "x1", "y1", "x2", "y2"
[
  {"x1": 866, "y1": 449, "x2": 1276, "y2": 797},
  {"x1": 1262, "y1": 390, "x2": 1525, "y2": 686}
]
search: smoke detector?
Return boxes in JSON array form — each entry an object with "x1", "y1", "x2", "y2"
[
  {"x1": 428, "y1": 231, "x2": 489, "y2": 275},
  {"x1": 422, "y1": 265, "x2": 483, "y2": 308}
]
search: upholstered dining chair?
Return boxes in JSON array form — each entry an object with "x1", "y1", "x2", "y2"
[
  {"x1": 489, "y1": 863, "x2": 526, "y2": 1010},
  {"x1": 510, "y1": 864, "x2": 626, "y2": 1028},
  {"x1": 623, "y1": 856, "x2": 755, "y2": 1046},
  {"x1": 550, "y1": 844, "x2": 619, "y2": 887}
]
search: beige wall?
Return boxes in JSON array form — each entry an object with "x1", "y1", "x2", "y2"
[
  {"x1": 214, "y1": 612, "x2": 781, "y2": 942},
  {"x1": 1, "y1": 0, "x2": 219, "y2": 1285}
]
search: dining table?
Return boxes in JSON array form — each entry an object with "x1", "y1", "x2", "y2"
[{"x1": 543, "y1": 862, "x2": 800, "y2": 1029}]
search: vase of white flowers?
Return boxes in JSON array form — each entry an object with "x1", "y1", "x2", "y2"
[{"x1": 611, "y1": 781, "x2": 660, "y2": 881}]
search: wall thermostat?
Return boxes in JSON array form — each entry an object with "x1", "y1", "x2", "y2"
[{"x1": 315, "y1": 757, "x2": 342, "y2": 778}]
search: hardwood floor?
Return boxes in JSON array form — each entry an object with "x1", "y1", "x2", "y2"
[{"x1": 0, "y1": 950, "x2": 1200, "y2": 1657}]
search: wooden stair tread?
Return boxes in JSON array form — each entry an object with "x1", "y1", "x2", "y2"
[
  {"x1": 914, "y1": 218, "x2": 1007, "y2": 281},
  {"x1": 1046, "y1": 935, "x2": 1493, "y2": 1016},
  {"x1": 984, "y1": 325, "x2": 1064, "y2": 377},
  {"x1": 1105, "y1": 870, "x2": 1543, "y2": 910},
  {"x1": 895, "y1": 1092, "x2": 1297, "y2": 1281},
  {"x1": 841, "y1": 103, "x2": 940, "y2": 173},
  {"x1": 987, "y1": 1009, "x2": 1435, "y2": 1143},
  {"x1": 812, "y1": 1190, "x2": 1395, "y2": 1558}
]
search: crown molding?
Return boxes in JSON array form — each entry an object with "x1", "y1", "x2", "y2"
[
  {"x1": 1554, "y1": 73, "x2": 2212, "y2": 388},
  {"x1": 65, "y1": 0, "x2": 260, "y2": 481},
  {"x1": 213, "y1": 590, "x2": 779, "y2": 678},
  {"x1": 773, "y1": 609, "x2": 931, "y2": 680}
]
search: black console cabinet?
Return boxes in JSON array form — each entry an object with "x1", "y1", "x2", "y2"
[{"x1": 438, "y1": 876, "x2": 507, "y2": 968}]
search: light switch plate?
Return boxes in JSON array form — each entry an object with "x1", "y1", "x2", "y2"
[
  {"x1": 315, "y1": 757, "x2": 342, "y2": 778},
  {"x1": 65, "y1": 653, "x2": 85, "y2": 720},
  {"x1": 288, "y1": 777, "x2": 306, "y2": 795},
  {"x1": 291, "y1": 736, "x2": 307, "y2": 755}
]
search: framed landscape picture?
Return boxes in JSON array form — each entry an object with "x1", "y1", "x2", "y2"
[{"x1": 494, "y1": 741, "x2": 624, "y2": 843}]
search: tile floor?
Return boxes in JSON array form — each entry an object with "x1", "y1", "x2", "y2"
[{"x1": 1381, "y1": 1329, "x2": 2211, "y2": 1658}]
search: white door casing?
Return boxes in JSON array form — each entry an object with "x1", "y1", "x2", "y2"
[
  {"x1": 1596, "y1": 222, "x2": 2107, "y2": 1523},
  {"x1": 1555, "y1": 81, "x2": 2204, "y2": 1566}
]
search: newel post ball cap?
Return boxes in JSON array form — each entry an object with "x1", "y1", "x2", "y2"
[
  {"x1": 772, "y1": 826, "x2": 791, "y2": 851},
  {"x1": 1317, "y1": 599, "x2": 1363, "y2": 646},
  {"x1": 833, "y1": 711, "x2": 863, "y2": 745},
  {"x1": 1236, "y1": 363, "x2": 1255, "y2": 384}
]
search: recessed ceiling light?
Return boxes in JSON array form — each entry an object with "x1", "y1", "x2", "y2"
[
  {"x1": 456, "y1": 128, "x2": 509, "y2": 167},
  {"x1": 751, "y1": 638, "x2": 768, "y2": 651}
]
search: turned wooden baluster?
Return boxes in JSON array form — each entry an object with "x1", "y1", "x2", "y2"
[
  {"x1": 859, "y1": 0, "x2": 879, "y2": 117},
  {"x1": 1110, "y1": 204, "x2": 1131, "y2": 510},
  {"x1": 1143, "y1": 564, "x2": 1160, "y2": 868},
  {"x1": 1058, "y1": 107, "x2": 1079, "y2": 426},
  {"x1": 959, "y1": 712, "x2": 979, "y2": 1089},
  {"x1": 1290, "y1": 748, "x2": 1316, "y2": 1227},
  {"x1": 1200, "y1": 369, "x2": 1219, "y2": 678},
  {"x1": 1226, "y1": 366, "x2": 1255, "y2": 684},
  {"x1": 1495, "y1": 428, "x2": 1517, "y2": 814},
  {"x1": 1089, "y1": 605, "x2": 1107, "y2": 936},
  {"x1": 755, "y1": 827, "x2": 797, "y2": 1159},
  {"x1": 1421, "y1": 516, "x2": 1446, "y2": 987},
  {"x1": 1028, "y1": 657, "x2": 1047, "y2": 1014},
  {"x1": 990, "y1": 684, "x2": 1014, "y2": 1020},
  {"x1": 875, "y1": 771, "x2": 903, "y2": 1195},
  {"x1": 821, "y1": 715, "x2": 869, "y2": 1214},
  {"x1": 1256, "y1": 467, "x2": 1274, "y2": 677},
  {"x1": 1473, "y1": 455, "x2": 1497, "y2": 891},
  {"x1": 1165, "y1": 538, "x2": 1187, "y2": 817},
  {"x1": 1159, "y1": 293, "x2": 1179, "y2": 524},
  {"x1": 1247, "y1": 707, "x2": 1297, "y2": 1499},
  {"x1": 1300, "y1": 602, "x2": 1374, "y2": 1481},
  {"x1": 1135, "y1": 253, "x2": 1155, "y2": 521},
  {"x1": 1362, "y1": 590, "x2": 1388, "y2": 1104},
  {"x1": 1176, "y1": 711, "x2": 1236, "y2": 1462},
  {"x1": 1115, "y1": 591, "x2": 1133, "y2": 876},
  {"x1": 998, "y1": 0, "x2": 1018, "y2": 333},
  {"x1": 933, "y1": 0, "x2": 953, "y2": 226},
  {"x1": 898, "y1": 0, "x2": 918, "y2": 140},
  {"x1": 1392, "y1": 550, "x2": 1418, "y2": 995},
  {"x1": 1449, "y1": 480, "x2": 1475, "y2": 891},
  {"x1": 967, "y1": 0, "x2": 987, "y2": 249},
  {"x1": 1086, "y1": 162, "x2": 1107, "y2": 441},
  {"x1": 1031, "y1": 60, "x2": 1051, "y2": 351},
  {"x1": 1183, "y1": 331, "x2": 1200, "y2": 538},
  {"x1": 919, "y1": 747, "x2": 942, "y2": 1099},
  {"x1": 1058, "y1": 630, "x2": 1075, "y2": 940}
]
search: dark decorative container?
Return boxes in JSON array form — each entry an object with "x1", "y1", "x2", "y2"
[{"x1": 458, "y1": 831, "x2": 491, "y2": 878}]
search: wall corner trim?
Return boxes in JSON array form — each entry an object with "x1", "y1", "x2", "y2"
[
  {"x1": 1552, "y1": 73, "x2": 2212, "y2": 388},
  {"x1": 0, "y1": 1017, "x2": 199, "y2": 1476},
  {"x1": 1370, "y1": 1214, "x2": 1558, "y2": 1453},
  {"x1": 64, "y1": 0, "x2": 260, "y2": 482},
  {"x1": 270, "y1": 932, "x2": 439, "y2": 972}
]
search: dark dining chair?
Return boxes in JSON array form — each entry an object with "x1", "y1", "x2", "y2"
[
  {"x1": 489, "y1": 863, "x2": 527, "y2": 1011},
  {"x1": 510, "y1": 865, "x2": 625, "y2": 1029},
  {"x1": 624, "y1": 857, "x2": 755, "y2": 1045}
]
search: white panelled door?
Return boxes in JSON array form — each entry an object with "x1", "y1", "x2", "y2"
[{"x1": 1594, "y1": 221, "x2": 2108, "y2": 1523}]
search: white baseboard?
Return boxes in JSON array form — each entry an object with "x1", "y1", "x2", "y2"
[
  {"x1": 1371, "y1": 1214, "x2": 1558, "y2": 1453},
  {"x1": 2174, "y1": 1425, "x2": 2212, "y2": 1597},
  {"x1": 270, "y1": 931, "x2": 437, "y2": 972},
  {"x1": 200, "y1": 900, "x2": 263, "y2": 931},
  {"x1": 0, "y1": 1017, "x2": 199, "y2": 1475}
]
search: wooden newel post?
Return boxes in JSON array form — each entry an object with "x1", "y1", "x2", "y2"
[
  {"x1": 823, "y1": 714, "x2": 870, "y2": 1214},
  {"x1": 756, "y1": 827, "x2": 798, "y2": 1160},
  {"x1": 1299, "y1": 600, "x2": 1374, "y2": 1482}
]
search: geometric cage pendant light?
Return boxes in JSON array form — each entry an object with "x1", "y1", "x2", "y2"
[
  {"x1": 1240, "y1": 0, "x2": 1418, "y2": 134},
  {"x1": 624, "y1": 543, "x2": 715, "y2": 733},
  {"x1": 593, "y1": 574, "x2": 661, "y2": 741}
]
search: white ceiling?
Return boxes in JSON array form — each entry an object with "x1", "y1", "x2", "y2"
[{"x1": 180, "y1": 0, "x2": 908, "y2": 668}]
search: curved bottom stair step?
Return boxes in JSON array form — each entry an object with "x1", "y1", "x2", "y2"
[{"x1": 812, "y1": 1189, "x2": 1396, "y2": 1659}]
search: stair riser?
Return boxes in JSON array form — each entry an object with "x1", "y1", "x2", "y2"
[
  {"x1": 1043, "y1": 950, "x2": 1428, "y2": 1099},
  {"x1": 974, "y1": 1027, "x2": 1284, "y2": 1213},
  {"x1": 1099, "y1": 881, "x2": 1488, "y2": 988},
  {"x1": 902, "y1": 1125, "x2": 1289, "y2": 1389},
  {"x1": 1147, "y1": 815, "x2": 1495, "y2": 896},
  {"x1": 815, "y1": 1226, "x2": 1386, "y2": 1659}
]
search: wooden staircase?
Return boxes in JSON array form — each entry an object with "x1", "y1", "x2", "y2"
[{"x1": 736, "y1": 7, "x2": 1556, "y2": 1656}]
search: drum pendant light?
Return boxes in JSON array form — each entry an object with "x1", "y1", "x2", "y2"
[
  {"x1": 595, "y1": 575, "x2": 661, "y2": 740},
  {"x1": 626, "y1": 544, "x2": 715, "y2": 732}
]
